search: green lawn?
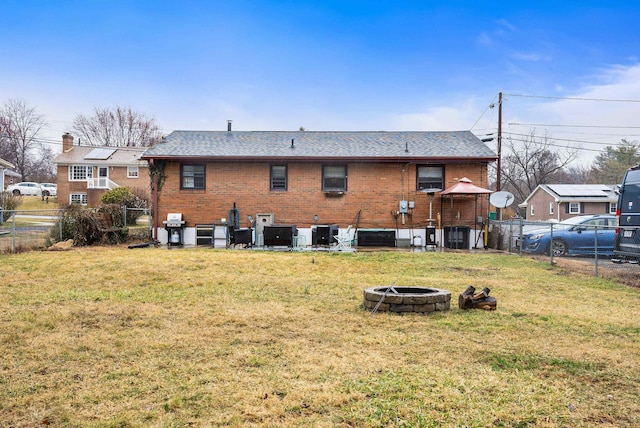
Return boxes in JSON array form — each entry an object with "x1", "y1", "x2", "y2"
[{"x1": 1, "y1": 248, "x2": 639, "y2": 427}]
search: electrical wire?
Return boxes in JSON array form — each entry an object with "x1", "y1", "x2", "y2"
[
  {"x1": 509, "y1": 122, "x2": 640, "y2": 129},
  {"x1": 506, "y1": 93, "x2": 640, "y2": 103},
  {"x1": 469, "y1": 93, "x2": 498, "y2": 131}
]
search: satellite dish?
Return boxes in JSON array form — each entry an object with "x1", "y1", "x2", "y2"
[{"x1": 490, "y1": 191, "x2": 515, "y2": 208}]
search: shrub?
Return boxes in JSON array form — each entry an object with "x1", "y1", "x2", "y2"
[
  {"x1": 51, "y1": 204, "x2": 82, "y2": 242},
  {"x1": 49, "y1": 204, "x2": 128, "y2": 246},
  {"x1": 0, "y1": 192, "x2": 22, "y2": 223},
  {"x1": 101, "y1": 187, "x2": 148, "y2": 225}
]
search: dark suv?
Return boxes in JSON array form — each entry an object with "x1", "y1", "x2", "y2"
[{"x1": 614, "y1": 164, "x2": 640, "y2": 262}]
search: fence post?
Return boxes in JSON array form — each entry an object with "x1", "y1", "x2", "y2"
[
  {"x1": 594, "y1": 225, "x2": 599, "y2": 278},
  {"x1": 549, "y1": 224, "x2": 554, "y2": 265},
  {"x1": 59, "y1": 209, "x2": 63, "y2": 242},
  {"x1": 147, "y1": 208, "x2": 152, "y2": 238},
  {"x1": 518, "y1": 218, "x2": 523, "y2": 254},
  {"x1": 123, "y1": 206, "x2": 128, "y2": 227},
  {"x1": 11, "y1": 210, "x2": 17, "y2": 253}
]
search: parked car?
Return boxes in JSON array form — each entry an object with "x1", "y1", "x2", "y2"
[
  {"x1": 520, "y1": 215, "x2": 617, "y2": 256},
  {"x1": 614, "y1": 164, "x2": 640, "y2": 261},
  {"x1": 6, "y1": 182, "x2": 42, "y2": 196},
  {"x1": 40, "y1": 183, "x2": 57, "y2": 197}
]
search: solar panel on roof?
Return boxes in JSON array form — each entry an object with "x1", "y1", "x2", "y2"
[
  {"x1": 85, "y1": 148, "x2": 116, "y2": 160},
  {"x1": 547, "y1": 184, "x2": 610, "y2": 197}
]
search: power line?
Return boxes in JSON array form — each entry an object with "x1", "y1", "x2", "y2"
[
  {"x1": 470, "y1": 93, "x2": 498, "y2": 131},
  {"x1": 506, "y1": 93, "x2": 640, "y2": 103},
  {"x1": 502, "y1": 132, "x2": 630, "y2": 154},
  {"x1": 503, "y1": 131, "x2": 632, "y2": 147},
  {"x1": 508, "y1": 122, "x2": 640, "y2": 129}
]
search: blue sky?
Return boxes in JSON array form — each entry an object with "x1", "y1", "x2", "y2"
[{"x1": 2, "y1": 1, "x2": 640, "y2": 165}]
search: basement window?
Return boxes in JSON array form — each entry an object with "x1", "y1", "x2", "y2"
[
  {"x1": 323, "y1": 165, "x2": 347, "y2": 191},
  {"x1": 70, "y1": 193, "x2": 88, "y2": 205},
  {"x1": 181, "y1": 164, "x2": 205, "y2": 189}
]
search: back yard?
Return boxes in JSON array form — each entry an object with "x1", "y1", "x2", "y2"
[{"x1": 1, "y1": 248, "x2": 639, "y2": 427}]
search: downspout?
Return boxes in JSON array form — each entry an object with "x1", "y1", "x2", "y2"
[{"x1": 150, "y1": 158, "x2": 159, "y2": 242}]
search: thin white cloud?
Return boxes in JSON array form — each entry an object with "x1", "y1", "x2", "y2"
[
  {"x1": 506, "y1": 63, "x2": 640, "y2": 165},
  {"x1": 511, "y1": 52, "x2": 552, "y2": 62},
  {"x1": 496, "y1": 19, "x2": 517, "y2": 32},
  {"x1": 391, "y1": 101, "x2": 482, "y2": 132},
  {"x1": 476, "y1": 31, "x2": 493, "y2": 46}
]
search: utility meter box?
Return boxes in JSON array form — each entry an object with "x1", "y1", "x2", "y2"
[{"x1": 399, "y1": 200, "x2": 409, "y2": 214}]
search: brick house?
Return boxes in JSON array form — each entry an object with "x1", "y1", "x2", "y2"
[
  {"x1": 519, "y1": 184, "x2": 618, "y2": 222},
  {"x1": 53, "y1": 133, "x2": 150, "y2": 207},
  {"x1": 0, "y1": 157, "x2": 15, "y2": 191},
  {"x1": 141, "y1": 128, "x2": 497, "y2": 247}
]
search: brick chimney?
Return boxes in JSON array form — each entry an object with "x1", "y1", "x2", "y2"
[{"x1": 62, "y1": 133, "x2": 74, "y2": 152}]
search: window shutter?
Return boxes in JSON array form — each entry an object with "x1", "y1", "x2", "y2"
[
  {"x1": 565, "y1": 203, "x2": 569, "y2": 214},
  {"x1": 606, "y1": 203, "x2": 610, "y2": 213},
  {"x1": 580, "y1": 202, "x2": 585, "y2": 213}
]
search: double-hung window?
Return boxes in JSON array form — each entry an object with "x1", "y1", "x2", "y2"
[
  {"x1": 181, "y1": 164, "x2": 205, "y2": 189},
  {"x1": 416, "y1": 165, "x2": 444, "y2": 190},
  {"x1": 569, "y1": 203, "x2": 580, "y2": 214},
  {"x1": 127, "y1": 166, "x2": 139, "y2": 178},
  {"x1": 323, "y1": 165, "x2": 347, "y2": 191},
  {"x1": 271, "y1": 165, "x2": 287, "y2": 190}
]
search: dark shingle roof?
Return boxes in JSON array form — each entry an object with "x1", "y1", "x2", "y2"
[{"x1": 142, "y1": 130, "x2": 497, "y2": 161}]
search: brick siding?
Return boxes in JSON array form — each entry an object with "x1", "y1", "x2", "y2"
[{"x1": 156, "y1": 160, "x2": 492, "y2": 229}]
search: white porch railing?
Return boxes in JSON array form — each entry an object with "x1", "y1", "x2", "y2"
[{"x1": 87, "y1": 178, "x2": 120, "y2": 190}]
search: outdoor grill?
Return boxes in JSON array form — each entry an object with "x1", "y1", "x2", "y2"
[{"x1": 163, "y1": 213, "x2": 186, "y2": 245}]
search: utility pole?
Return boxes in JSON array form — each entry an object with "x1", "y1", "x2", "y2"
[{"x1": 496, "y1": 92, "x2": 502, "y2": 192}]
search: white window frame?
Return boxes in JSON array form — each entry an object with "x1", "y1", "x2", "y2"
[
  {"x1": 549, "y1": 202, "x2": 554, "y2": 215},
  {"x1": 69, "y1": 165, "x2": 93, "y2": 181},
  {"x1": 127, "y1": 166, "x2": 139, "y2": 178},
  {"x1": 609, "y1": 202, "x2": 617, "y2": 214},
  {"x1": 569, "y1": 203, "x2": 580, "y2": 214},
  {"x1": 70, "y1": 193, "x2": 88, "y2": 205},
  {"x1": 530, "y1": 204, "x2": 535, "y2": 216}
]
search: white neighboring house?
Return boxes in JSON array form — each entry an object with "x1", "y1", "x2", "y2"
[
  {"x1": 0, "y1": 158, "x2": 16, "y2": 192},
  {"x1": 519, "y1": 184, "x2": 618, "y2": 222}
]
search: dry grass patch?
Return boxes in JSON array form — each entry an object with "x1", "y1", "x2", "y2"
[{"x1": 1, "y1": 248, "x2": 639, "y2": 427}]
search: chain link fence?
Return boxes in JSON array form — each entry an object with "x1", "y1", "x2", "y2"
[
  {"x1": 489, "y1": 218, "x2": 639, "y2": 287},
  {"x1": 0, "y1": 207, "x2": 152, "y2": 253}
]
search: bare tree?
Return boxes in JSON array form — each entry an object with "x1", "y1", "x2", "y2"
[
  {"x1": 500, "y1": 130, "x2": 578, "y2": 207},
  {"x1": 73, "y1": 106, "x2": 163, "y2": 147},
  {"x1": 553, "y1": 163, "x2": 594, "y2": 184},
  {"x1": 29, "y1": 145, "x2": 57, "y2": 183},
  {"x1": 0, "y1": 99, "x2": 47, "y2": 181}
]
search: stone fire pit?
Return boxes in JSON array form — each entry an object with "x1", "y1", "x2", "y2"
[{"x1": 363, "y1": 286, "x2": 451, "y2": 313}]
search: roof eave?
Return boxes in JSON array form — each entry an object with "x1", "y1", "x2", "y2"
[{"x1": 141, "y1": 155, "x2": 497, "y2": 163}]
